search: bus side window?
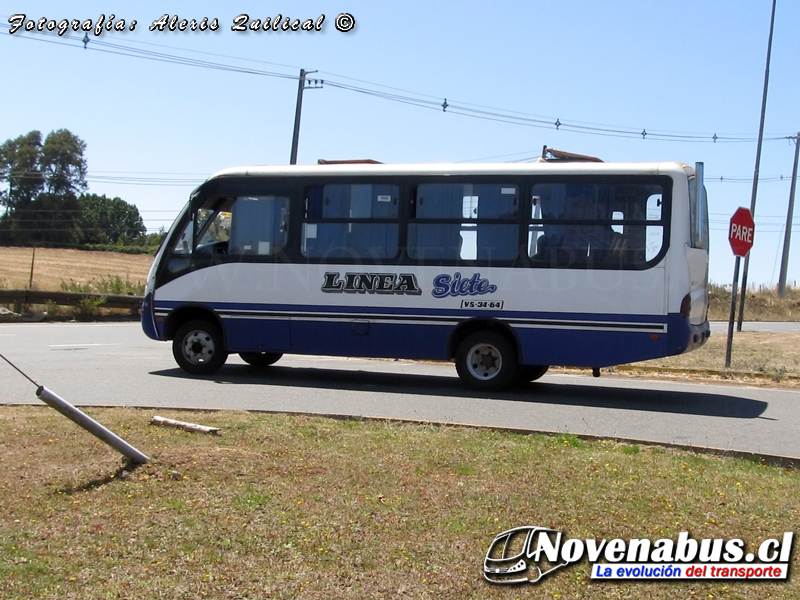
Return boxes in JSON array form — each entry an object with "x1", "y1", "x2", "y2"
[
  {"x1": 302, "y1": 184, "x2": 399, "y2": 261},
  {"x1": 408, "y1": 183, "x2": 518, "y2": 263},
  {"x1": 304, "y1": 186, "x2": 343, "y2": 257},
  {"x1": 476, "y1": 184, "x2": 519, "y2": 262},
  {"x1": 645, "y1": 193, "x2": 664, "y2": 261},
  {"x1": 688, "y1": 177, "x2": 709, "y2": 250},
  {"x1": 528, "y1": 183, "x2": 666, "y2": 268},
  {"x1": 408, "y1": 185, "x2": 463, "y2": 261},
  {"x1": 529, "y1": 185, "x2": 566, "y2": 263},
  {"x1": 228, "y1": 196, "x2": 289, "y2": 256}
]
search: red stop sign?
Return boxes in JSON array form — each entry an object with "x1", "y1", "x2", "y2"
[{"x1": 729, "y1": 207, "x2": 755, "y2": 257}]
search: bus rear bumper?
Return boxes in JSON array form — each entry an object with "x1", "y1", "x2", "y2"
[
  {"x1": 672, "y1": 317, "x2": 710, "y2": 355},
  {"x1": 686, "y1": 320, "x2": 711, "y2": 352},
  {"x1": 686, "y1": 321, "x2": 711, "y2": 352}
]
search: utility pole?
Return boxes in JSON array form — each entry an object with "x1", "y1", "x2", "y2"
[
  {"x1": 289, "y1": 69, "x2": 323, "y2": 165},
  {"x1": 737, "y1": 0, "x2": 777, "y2": 330},
  {"x1": 777, "y1": 133, "x2": 800, "y2": 296},
  {"x1": 28, "y1": 246, "x2": 36, "y2": 289}
]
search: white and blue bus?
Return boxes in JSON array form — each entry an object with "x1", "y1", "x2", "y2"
[{"x1": 141, "y1": 160, "x2": 710, "y2": 390}]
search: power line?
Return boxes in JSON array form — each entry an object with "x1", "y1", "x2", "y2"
[
  {"x1": 0, "y1": 169, "x2": 205, "y2": 187},
  {"x1": 706, "y1": 176, "x2": 792, "y2": 183},
  {"x1": 2, "y1": 167, "x2": 797, "y2": 189},
  {"x1": 1, "y1": 22, "x2": 796, "y2": 145}
]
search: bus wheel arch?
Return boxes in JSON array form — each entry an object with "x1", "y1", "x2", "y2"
[
  {"x1": 449, "y1": 320, "x2": 518, "y2": 360},
  {"x1": 164, "y1": 306, "x2": 225, "y2": 342}
]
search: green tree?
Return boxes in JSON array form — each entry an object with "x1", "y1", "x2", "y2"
[
  {"x1": 78, "y1": 193, "x2": 146, "y2": 244},
  {"x1": 0, "y1": 130, "x2": 45, "y2": 213},
  {"x1": 23, "y1": 192, "x2": 83, "y2": 246},
  {"x1": 40, "y1": 129, "x2": 87, "y2": 197},
  {"x1": 0, "y1": 129, "x2": 88, "y2": 246}
]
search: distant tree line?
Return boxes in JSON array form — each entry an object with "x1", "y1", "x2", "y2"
[{"x1": 0, "y1": 129, "x2": 164, "y2": 252}]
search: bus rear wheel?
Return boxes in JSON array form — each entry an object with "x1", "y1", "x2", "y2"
[
  {"x1": 173, "y1": 319, "x2": 228, "y2": 375},
  {"x1": 239, "y1": 352, "x2": 283, "y2": 367},
  {"x1": 455, "y1": 331, "x2": 518, "y2": 391},
  {"x1": 518, "y1": 365, "x2": 549, "y2": 383}
]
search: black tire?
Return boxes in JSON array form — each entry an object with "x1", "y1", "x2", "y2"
[
  {"x1": 172, "y1": 319, "x2": 228, "y2": 375},
  {"x1": 455, "y1": 331, "x2": 518, "y2": 391},
  {"x1": 239, "y1": 352, "x2": 283, "y2": 367},
  {"x1": 518, "y1": 365, "x2": 549, "y2": 383}
]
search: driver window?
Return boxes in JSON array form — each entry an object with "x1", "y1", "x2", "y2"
[
  {"x1": 197, "y1": 210, "x2": 231, "y2": 248},
  {"x1": 191, "y1": 195, "x2": 290, "y2": 257}
]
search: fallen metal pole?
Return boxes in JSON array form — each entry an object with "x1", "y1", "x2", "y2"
[
  {"x1": 36, "y1": 386, "x2": 149, "y2": 464},
  {"x1": 151, "y1": 415, "x2": 221, "y2": 435}
]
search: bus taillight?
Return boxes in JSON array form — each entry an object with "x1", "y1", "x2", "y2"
[{"x1": 680, "y1": 293, "x2": 692, "y2": 319}]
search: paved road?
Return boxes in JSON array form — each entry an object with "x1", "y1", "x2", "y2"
[{"x1": 1, "y1": 322, "x2": 799, "y2": 459}]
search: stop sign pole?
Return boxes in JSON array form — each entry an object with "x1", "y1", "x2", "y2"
[{"x1": 725, "y1": 207, "x2": 756, "y2": 368}]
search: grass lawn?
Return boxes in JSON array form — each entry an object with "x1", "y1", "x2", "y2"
[{"x1": 1, "y1": 407, "x2": 797, "y2": 599}]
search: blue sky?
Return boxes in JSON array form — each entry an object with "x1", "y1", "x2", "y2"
[{"x1": 2, "y1": 1, "x2": 799, "y2": 286}]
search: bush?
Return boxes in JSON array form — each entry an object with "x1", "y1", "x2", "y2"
[
  {"x1": 74, "y1": 296, "x2": 106, "y2": 321},
  {"x1": 60, "y1": 275, "x2": 144, "y2": 296}
]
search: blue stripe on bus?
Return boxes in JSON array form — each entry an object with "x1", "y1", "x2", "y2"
[
  {"x1": 227, "y1": 315, "x2": 682, "y2": 366},
  {"x1": 149, "y1": 300, "x2": 694, "y2": 367},
  {"x1": 152, "y1": 300, "x2": 668, "y2": 328}
]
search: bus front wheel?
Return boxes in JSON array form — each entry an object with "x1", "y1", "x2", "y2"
[
  {"x1": 239, "y1": 352, "x2": 283, "y2": 367},
  {"x1": 173, "y1": 319, "x2": 228, "y2": 375},
  {"x1": 455, "y1": 331, "x2": 518, "y2": 391}
]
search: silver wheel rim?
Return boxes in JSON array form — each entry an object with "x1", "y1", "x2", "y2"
[
  {"x1": 181, "y1": 330, "x2": 216, "y2": 365},
  {"x1": 466, "y1": 343, "x2": 502, "y2": 380}
]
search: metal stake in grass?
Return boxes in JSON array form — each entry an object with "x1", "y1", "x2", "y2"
[{"x1": 0, "y1": 353, "x2": 149, "y2": 465}]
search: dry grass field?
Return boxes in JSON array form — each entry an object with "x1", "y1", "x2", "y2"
[
  {"x1": 0, "y1": 247, "x2": 152, "y2": 291},
  {"x1": 630, "y1": 331, "x2": 800, "y2": 379},
  {"x1": 708, "y1": 283, "x2": 800, "y2": 322},
  {"x1": 1, "y1": 407, "x2": 797, "y2": 600}
]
